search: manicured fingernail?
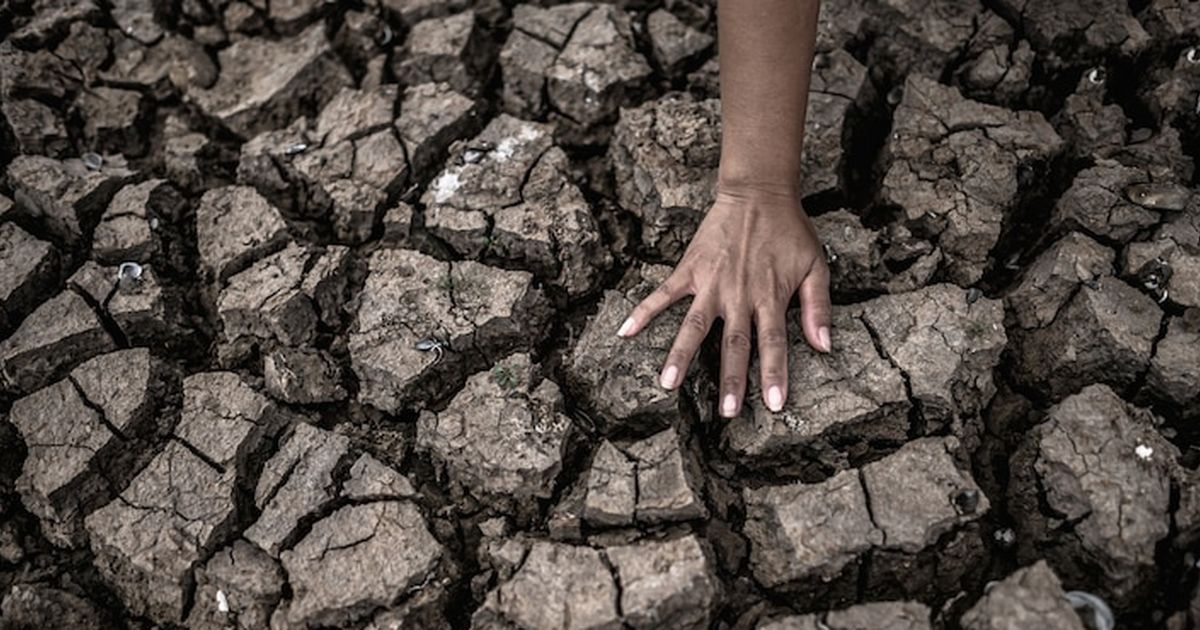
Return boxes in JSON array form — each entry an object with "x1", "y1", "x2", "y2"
[
  {"x1": 660, "y1": 365, "x2": 679, "y2": 389},
  {"x1": 818, "y1": 326, "x2": 832, "y2": 353},
  {"x1": 722, "y1": 394, "x2": 738, "y2": 417},
  {"x1": 616, "y1": 317, "x2": 635, "y2": 337},
  {"x1": 767, "y1": 386, "x2": 784, "y2": 412}
]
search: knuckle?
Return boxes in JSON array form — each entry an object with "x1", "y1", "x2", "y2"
[
  {"x1": 724, "y1": 330, "x2": 752, "y2": 352},
  {"x1": 759, "y1": 327, "x2": 787, "y2": 348},
  {"x1": 762, "y1": 365, "x2": 786, "y2": 381},
  {"x1": 682, "y1": 311, "x2": 709, "y2": 333},
  {"x1": 721, "y1": 375, "x2": 744, "y2": 391}
]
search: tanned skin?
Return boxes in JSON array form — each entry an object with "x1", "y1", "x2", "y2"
[{"x1": 617, "y1": 0, "x2": 830, "y2": 418}]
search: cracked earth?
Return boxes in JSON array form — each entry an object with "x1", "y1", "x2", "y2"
[{"x1": 2, "y1": 0, "x2": 1200, "y2": 628}]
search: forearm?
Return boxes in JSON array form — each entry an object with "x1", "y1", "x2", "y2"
[{"x1": 717, "y1": 0, "x2": 820, "y2": 197}]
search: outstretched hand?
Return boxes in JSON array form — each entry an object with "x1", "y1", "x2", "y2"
[{"x1": 617, "y1": 185, "x2": 832, "y2": 418}]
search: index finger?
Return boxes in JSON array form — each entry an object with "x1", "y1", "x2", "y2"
[{"x1": 617, "y1": 271, "x2": 690, "y2": 338}]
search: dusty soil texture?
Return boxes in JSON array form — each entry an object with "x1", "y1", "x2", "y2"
[{"x1": 2, "y1": 0, "x2": 1200, "y2": 628}]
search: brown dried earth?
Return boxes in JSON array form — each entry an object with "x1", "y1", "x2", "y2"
[{"x1": 2, "y1": 0, "x2": 1200, "y2": 628}]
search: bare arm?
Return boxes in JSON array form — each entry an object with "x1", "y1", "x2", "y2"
[{"x1": 619, "y1": 0, "x2": 831, "y2": 418}]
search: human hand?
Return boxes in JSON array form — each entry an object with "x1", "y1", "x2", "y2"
[{"x1": 617, "y1": 185, "x2": 832, "y2": 418}]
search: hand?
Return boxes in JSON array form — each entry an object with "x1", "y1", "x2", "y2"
[{"x1": 616, "y1": 185, "x2": 832, "y2": 418}]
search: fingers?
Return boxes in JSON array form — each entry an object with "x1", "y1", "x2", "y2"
[
  {"x1": 798, "y1": 262, "x2": 833, "y2": 353},
  {"x1": 618, "y1": 272, "x2": 689, "y2": 338},
  {"x1": 660, "y1": 298, "x2": 715, "y2": 391},
  {"x1": 719, "y1": 310, "x2": 753, "y2": 418},
  {"x1": 755, "y1": 304, "x2": 789, "y2": 412}
]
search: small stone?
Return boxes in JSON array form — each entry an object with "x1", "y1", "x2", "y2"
[
  {"x1": 646, "y1": 9, "x2": 713, "y2": 77},
  {"x1": 264, "y1": 347, "x2": 347, "y2": 404}
]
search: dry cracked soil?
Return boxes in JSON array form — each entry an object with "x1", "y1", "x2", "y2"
[{"x1": 2, "y1": 0, "x2": 1200, "y2": 628}]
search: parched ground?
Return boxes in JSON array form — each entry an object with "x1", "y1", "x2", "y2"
[{"x1": 1, "y1": 0, "x2": 1200, "y2": 628}]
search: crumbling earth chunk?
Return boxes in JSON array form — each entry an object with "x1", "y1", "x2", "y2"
[
  {"x1": 567, "y1": 265, "x2": 688, "y2": 432},
  {"x1": 959, "y1": 560, "x2": 1085, "y2": 630},
  {"x1": 881, "y1": 75, "x2": 1063, "y2": 284},
  {"x1": 349, "y1": 248, "x2": 549, "y2": 412},
  {"x1": 1009, "y1": 384, "x2": 1177, "y2": 607}
]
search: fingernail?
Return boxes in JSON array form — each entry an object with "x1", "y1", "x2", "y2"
[
  {"x1": 818, "y1": 326, "x2": 832, "y2": 353},
  {"x1": 616, "y1": 317, "x2": 635, "y2": 337},
  {"x1": 722, "y1": 394, "x2": 738, "y2": 417},
  {"x1": 767, "y1": 386, "x2": 784, "y2": 412},
  {"x1": 660, "y1": 365, "x2": 679, "y2": 389}
]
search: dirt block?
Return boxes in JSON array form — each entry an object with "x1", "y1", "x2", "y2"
[
  {"x1": 349, "y1": 248, "x2": 549, "y2": 412},
  {"x1": 744, "y1": 469, "x2": 879, "y2": 593},
  {"x1": 8, "y1": 0, "x2": 101, "y2": 48},
  {"x1": 804, "y1": 49, "x2": 870, "y2": 199},
  {"x1": 580, "y1": 427, "x2": 706, "y2": 528},
  {"x1": 378, "y1": 0, "x2": 470, "y2": 25},
  {"x1": 187, "y1": 540, "x2": 285, "y2": 630},
  {"x1": 187, "y1": 23, "x2": 352, "y2": 138},
  {"x1": 418, "y1": 353, "x2": 570, "y2": 513},
  {"x1": 745, "y1": 438, "x2": 987, "y2": 598},
  {"x1": 85, "y1": 382, "x2": 273, "y2": 627},
  {"x1": 163, "y1": 117, "x2": 224, "y2": 192},
  {"x1": 326, "y1": 178, "x2": 385, "y2": 244},
  {"x1": 761, "y1": 601, "x2": 932, "y2": 630},
  {"x1": 111, "y1": 0, "x2": 164, "y2": 44},
  {"x1": 245, "y1": 423, "x2": 352, "y2": 557},
  {"x1": 394, "y1": 11, "x2": 485, "y2": 95},
  {"x1": 268, "y1": 0, "x2": 325, "y2": 31},
  {"x1": 74, "y1": 86, "x2": 149, "y2": 156},
  {"x1": 855, "y1": 284, "x2": 1007, "y2": 424},
  {"x1": 959, "y1": 560, "x2": 1085, "y2": 630},
  {"x1": 1009, "y1": 384, "x2": 1176, "y2": 607},
  {"x1": 610, "y1": 95, "x2": 719, "y2": 262},
  {"x1": 315, "y1": 85, "x2": 397, "y2": 147},
  {"x1": 0, "y1": 290, "x2": 115, "y2": 394},
  {"x1": 382, "y1": 201, "x2": 415, "y2": 245},
  {"x1": 11, "y1": 348, "x2": 168, "y2": 547},
  {"x1": 499, "y1": 3, "x2": 650, "y2": 125},
  {"x1": 1146, "y1": 315, "x2": 1200, "y2": 416},
  {"x1": 279, "y1": 501, "x2": 444, "y2": 627},
  {"x1": 6, "y1": 154, "x2": 134, "y2": 246},
  {"x1": 605, "y1": 535, "x2": 718, "y2": 629},
  {"x1": 566, "y1": 265, "x2": 688, "y2": 432},
  {"x1": 0, "y1": 43, "x2": 82, "y2": 100},
  {"x1": 881, "y1": 75, "x2": 1063, "y2": 284},
  {"x1": 1012, "y1": 276, "x2": 1160, "y2": 400},
  {"x1": 196, "y1": 185, "x2": 290, "y2": 282},
  {"x1": 725, "y1": 311, "x2": 909, "y2": 473},
  {"x1": 217, "y1": 243, "x2": 349, "y2": 364},
  {"x1": 101, "y1": 35, "x2": 218, "y2": 94},
  {"x1": 0, "y1": 222, "x2": 59, "y2": 329},
  {"x1": 0, "y1": 584, "x2": 109, "y2": 629},
  {"x1": 647, "y1": 9, "x2": 712, "y2": 77},
  {"x1": 423, "y1": 114, "x2": 608, "y2": 294},
  {"x1": 1053, "y1": 73, "x2": 1128, "y2": 160},
  {"x1": 1139, "y1": 0, "x2": 1200, "y2": 45},
  {"x1": 952, "y1": 12, "x2": 1033, "y2": 107},
  {"x1": 1050, "y1": 160, "x2": 1165, "y2": 243},
  {"x1": 811, "y1": 210, "x2": 888, "y2": 296},
  {"x1": 1005, "y1": 232, "x2": 1115, "y2": 330},
  {"x1": 1125, "y1": 212, "x2": 1200, "y2": 309},
  {"x1": 473, "y1": 540, "x2": 620, "y2": 628},
  {"x1": 264, "y1": 347, "x2": 347, "y2": 404},
  {"x1": 991, "y1": 0, "x2": 1148, "y2": 70},
  {"x1": 69, "y1": 261, "x2": 178, "y2": 347},
  {"x1": 396, "y1": 82, "x2": 480, "y2": 179},
  {"x1": 341, "y1": 454, "x2": 418, "y2": 501},
  {"x1": 94, "y1": 179, "x2": 182, "y2": 265},
  {"x1": 2, "y1": 98, "x2": 70, "y2": 157},
  {"x1": 547, "y1": 4, "x2": 652, "y2": 126}
]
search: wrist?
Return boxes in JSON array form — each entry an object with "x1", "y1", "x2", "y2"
[{"x1": 715, "y1": 175, "x2": 802, "y2": 205}]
